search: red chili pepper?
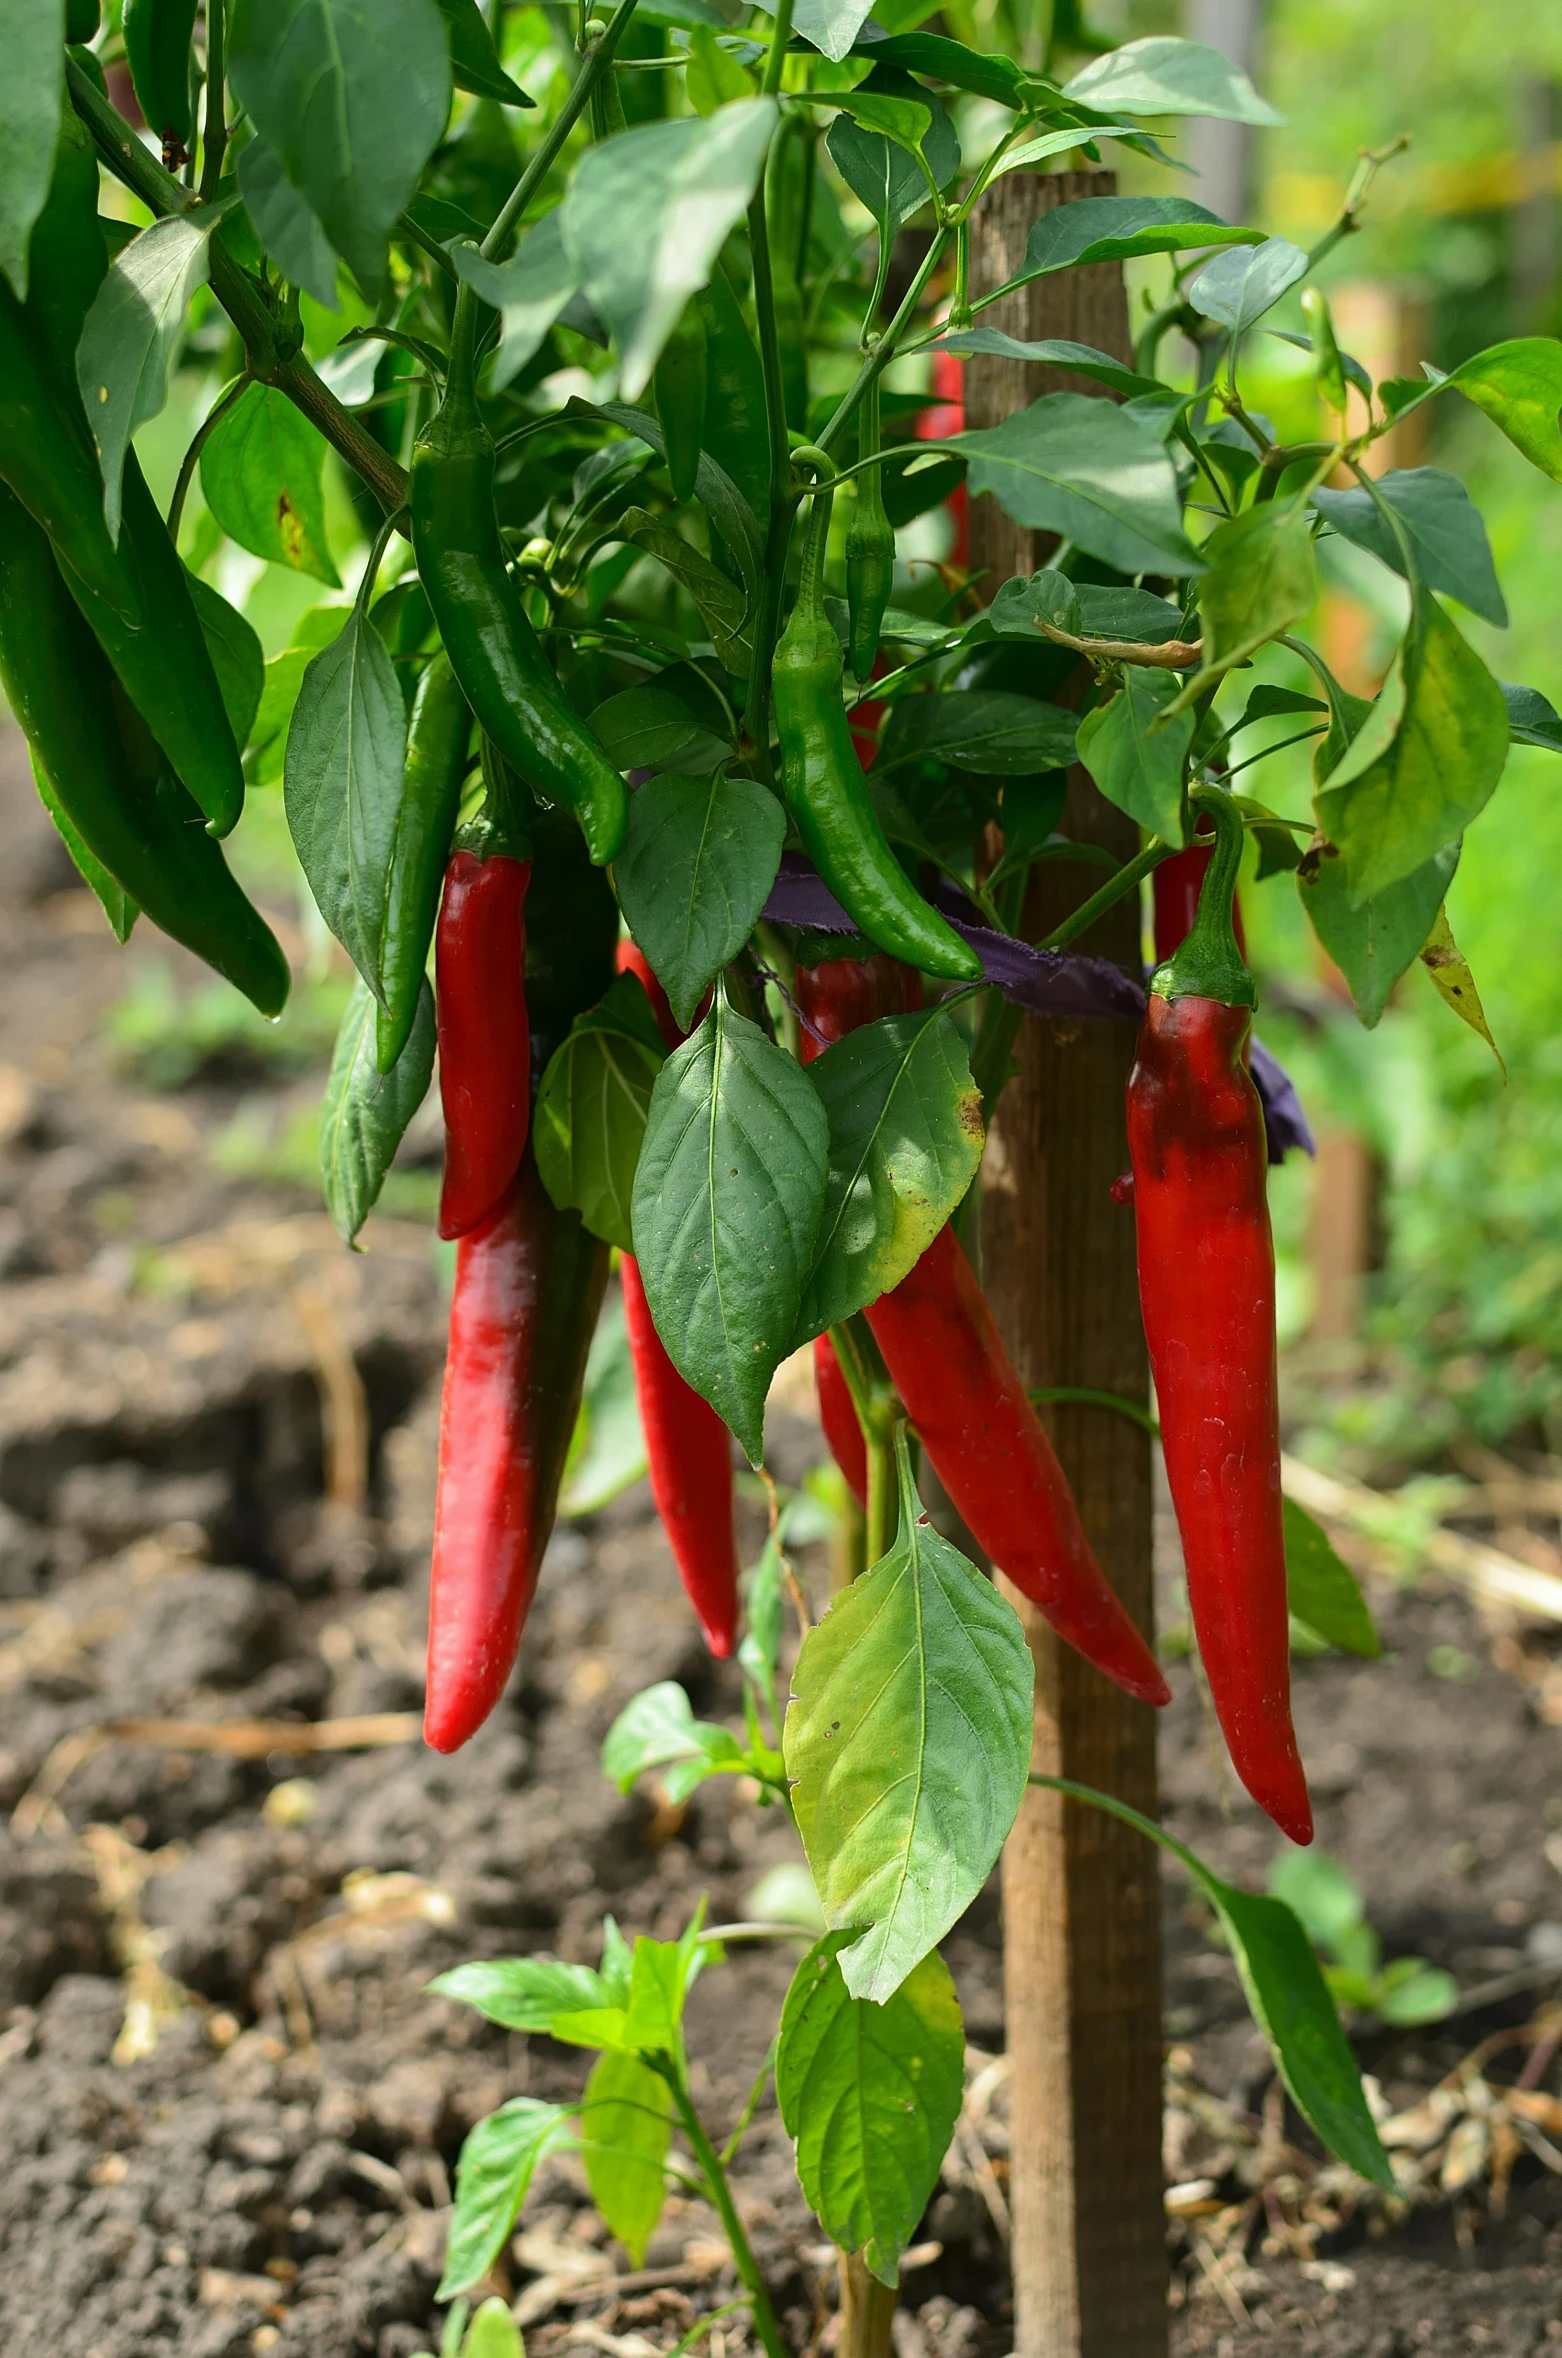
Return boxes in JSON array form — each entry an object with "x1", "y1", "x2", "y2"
[
  {"x1": 1152, "y1": 838, "x2": 1247, "y2": 968},
  {"x1": 426, "y1": 1149, "x2": 609, "y2": 1751},
  {"x1": 436, "y1": 844, "x2": 531, "y2": 1240},
  {"x1": 615, "y1": 937, "x2": 683, "y2": 1050},
  {"x1": 1127, "y1": 791, "x2": 1312, "y2": 1842},
  {"x1": 813, "y1": 1334, "x2": 867, "y2": 1507},
  {"x1": 866, "y1": 1225, "x2": 1170, "y2": 1706},
  {"x1": 796, "y1": 950, "x2": 922, "y2": 1062},
  {"x1": 621, "y1": 1254, "x2": 740, "y2": 1657},
  {"x1": 915, "y1": 349, "x2": 968, "y2": 572}
]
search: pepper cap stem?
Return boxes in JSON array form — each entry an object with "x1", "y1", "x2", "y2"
[{"x1": 1150, "y1": 786, "x2": 1255, "y2": 1009}]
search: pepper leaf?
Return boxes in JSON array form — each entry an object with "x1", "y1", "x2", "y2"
[
  {"x1": 318, "y1": 975, "x2": 435, "y2": 1243},
  {"x1": 785, "y1": 1438, "x2": 1034, "y2": 2001},
  {"x1": 533, "y1": 976, "x2": 667, "y2": 1252},
  {"x1": 1076, "y1": 670, "x2": 1193, "y2": 845},
  {"x1": 826, "y1": 113, "x2": 929, "y2": 237},
  {"x1": 0, "y1": 0, "x2": 63, "y2": 301},
  {"x1": 615, "y1": 774, "x2": 785, "y2": 1031},
  {"x1": 1181, "y1": 501, "x2": 1318, "y2": 699},
  {"x1": 76, "y1": 214, "x2": 218, "y2": 541},
  {"x1": 452, "y1": 213, "x2": 580, "y2": 390},
  {"x1": 1313, "y1": 469, "x2": 1506, "y2": 629},
  {"x1": 31, "y1": 751, "x2": 137, "y2": 944},
  {"x1": 1283, "y1": 1500, "x2": 1380, "y2": 1659},
  {"x1": 1295, "y1": 837, "x2": 1457, "y2": 1028},
  {"x1": 200, "y1": 383, "x2": 342, "y2": 586},
  {"x1": 1447, "y1": 337, "x2": 1562, "y2": 485},
  {"x1": 236, "y1": 136, "x2": 340, "y2": 309},
  {"x1": 776, "y1": 1933, "x2": 965, "y2": 2287},
  {"x1": 617, "y1": 506, "x2": 752, "y2": 671},
  {"x1": 434, "y1": 0, "x2": 535, "y2": 106},
  {"x1": 1315, "y1": 594, "x2": 1509, "y2": 903},
  {"x1": 229, "y1": 0, "x2": 452, "y2": 296},
  {"x1": 1188, "y1": 237, "x2": 1309, "y2": 338},
  {"x1": 1419, "y1": 905, "x2": 1503, "y2": 1071},
  {"x1": 439, "y1": 2099, "x2": 577, "y2": 2298},
  {"x1": 952, "y1": 393, "x2": 1204, "y2": 576},
  {"x1": 1063, "y1": 37, "x2": 1285, "y2": 126},
  {"x1": 185, "y1": 571, "x2": 266, "y2": 754},
  {"x1": 580, "y1": 2051, "x2": 671, "y2": 2266},
  {"x1": 631, "y1": 987, "x2": 829, "y2": 1465},
  {"x1": 877, "y1": 689, "x2": 1078, "y2": 776},
  {"x1": 1034, "y1": 1777, "x2": 1394, "y2": 2188},
  {"x1": 795, "y1": 1008, "x2": 984, "y2": 1343},
  {"x1": 1016, "y1": 195, "x2": 1259, "y2": 283},
  {"x1": 431, "y1": 1957, "x2": 611, "y2": 2034},
  {"x1": 284, "y1": 606, "x2": 408, "y2": 1001},
  {"x1": 1503, "y1": 681, "x2": 1562, "y2": 752},
  {"x1": 601, "y1": 1679, "x2": 748, "y2": 1802},
  {"x1": 938, "y1": 329, "x2": 1164, "y2": 399},
  {"x1": 560, "y1": 1286, "x2": 649, "y2": 1517}
]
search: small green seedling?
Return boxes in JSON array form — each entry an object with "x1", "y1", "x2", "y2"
[{"x1": 1267, "y1": 1847, "x2": 1458, "y2": 2026}]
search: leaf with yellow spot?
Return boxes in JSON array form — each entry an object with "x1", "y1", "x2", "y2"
[
  {"x1": 200, "y1": 383, "x2": 341, "y2": 585},
  {"x1": 1419, "y1": 904, "x2": 1504, "y2": 1075}
]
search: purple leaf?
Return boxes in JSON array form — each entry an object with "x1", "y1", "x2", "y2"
[{"x1": 1250, "y1": 1034, "x2": 1316, "y2": 1165}]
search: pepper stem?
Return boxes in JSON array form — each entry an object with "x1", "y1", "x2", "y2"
[
  {"x1": 1151, "y1": 786, "x2": 1255, "y2": 1009},
  {"x1": 787, "y1": 448, "x2": 837, "y2": 627}
]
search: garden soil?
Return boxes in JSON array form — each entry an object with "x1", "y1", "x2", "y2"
[{"x1": 0, "y1": 730, "x2": 1557, "y2": 2358}]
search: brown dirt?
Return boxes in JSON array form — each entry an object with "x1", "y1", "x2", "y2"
[{"x1": 0, "y1": 730, "x2": 1557, "y2": 2357}]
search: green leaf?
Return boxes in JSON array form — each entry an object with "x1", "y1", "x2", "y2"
[
  {"x1": 593, "y1": 401, "x2": 765, "y2": 616},
  {"x1": 631, "y1": 989, "x2": 829, "y2": 1464},
  {"x1": 1313, "y1": 469, "x2": 1504, "y2": 629},
  {"x1": 1282, "y1": 1499, "x2": 1380, "y2": 1658},
  {"x1": 236, "y1": 135, "x2": 339, "y2": 308},
  {"x1": 938, "y1": 330, "x2": 1163, "y2": 399},
  {"x1": 827, "y1": 90, "x2": 932, "y2": 158},
  {"x1": 561, "y1": 1287, "x2": 648, "y2": 1516},
  {"x1": 580, "y1": 2050, "x2": 671, "y2": 2266},
  {"x1": 1038, "y1": 1778, "x2": 1394, "y2": 2187},
  {"x1": 587, "y1": 685, "x2": 721, "y2": 775},
  {"x1": 185, "y1": 571, "x2": 266, "y2": 753},
  {"x1": 1316, "y1": 594, "x2": 1509, "y2": 903},
  {"x1": 1503, "y1": 681, "x2": 1562, "y2": 752},
  {"x1": 439, "y1": 2099, "x2": 577, "y2": 2297},
  {"x1": 785, "y1": 1434, "x2": 1034, "y2": 2002},
  {"x1": 1076, "y1": 670, "x2": 1193, "y2": 844},
  {"x1": 200, "y1": 383, "x2": 341, "y2": 586},
  {"x1": 602, "y1": 1679, "x2": 748, "y2": 1804},
  {"x1": 850, "y1": 31, "x2": 1027, "y2": 107},
  {"x1": 776, "y1": 1933, "x2": 965, "y2": 2286},
  {"x1": 1295, "y1": 837, "x2": 1456, "y2": 1028},
  {"x1": 1267, "y1": 1847, "x2": 1365, "y2": 1954},
  {"x1": 435, "y1": 0, "x2": 535, "y2": 105},
  {"x1": 952, "y1": 393, "x2": 1204, "y2": 577},
  {"x1": 687, "y1": 25, "x2": 757, "y2": 114},
  {"x1": 796, "y1": 1009, "x2": 984, "y2": 1342},
  {"x1": 615, "y1": 774, "x2": 784, "y2": 1033},
  {"x1": 229, "y1": 0, "x2": 452, "y2": 296},
  {"x1": 1419, "y1": 905, "x2": 1503, "y2": 1070},
  {"x1": 318, "y1": 975, "x2": 435, "y2": 1243},
  {"x1": 617, "y1": 505, "x2": 751, "y2": 671},
  {"x1": 431, "y1": 1957, "x2": 610, "y2": 2032},
  {"x1": 561, "y1": 102, "x2": 777, "y2": 400},
  {"x1": 1188, "y1": 237, "x2": 1309, "y2": 337},
  {"x1": 1189, "y1": 502, "x2": 1317, "y2": 692},
  {"x1": 284, "y1": 605, "x2": 408, "y2": 999},
  {"x1": 1446, "y1": 336, "x2": 1562, "y2": 484},
  {"x1": 877, "y1": 688, "x2": 1077, "y2": 775},
  {"x1": 1371, "y1": 1961, "x2": 1458, "y2": 2027},
  {"x1": 247, "y1": 604, "x2": 352, "y2": 783},
  {"x1": 775, "y1": 0, "x2": 874, "y2": 64},
  {"x1": 0, "y1": 0, "x2": 63, "y2": 300},
  {"x1": 533, "y1": 976, "x2": 666, "y2": 1252},
  {"x1": 453, "y1": 212, "x2": 579, "y2": 391},
  {"x1": 76, "y1": 214, "x2": 217, "y2": 540},
  {"x1": 463, "y1": 2299, "x2": 525, "y2": 2358},
  {"x1": 1063, "y1": 36, "x2": 1285, "y2": 126},
  {"x1": 826, "y1": 113, "x2": 927, "y2": 237},
  {"x1": 31, "y1": 750, "x2": 137, "y2": 944},
  {"x1": 987, "y1": 124, "x2": 1142, "y2": 179},
  {"x1": 1018, "y1": 196, "x2": 1258, "y2": 283}
]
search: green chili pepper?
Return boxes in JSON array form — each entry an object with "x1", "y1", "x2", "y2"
[
  {"x1": 0, "y1": 484, "x2": 288, "y2": 1015},
  {"x1": 376, "y1": 651, "x2": 473, "y2": 1074},
  {"x1": 65, "y1": 0, "x2": 101, "y2": 42},
  {"x1": 773, "y1": 465, "x2": 980, "y2": 982},
  {"x1": 122, "y1": 0, "x2": 197, "y2": 161},
  {"x1": 411, "y1": 289, "x2": 628, "y2": 867},
  {"x1": 845, "y1": 374, "x2": 894, "y2": 685},
  {"x1": 21, "y1": 112, "x2": 245, "y2": 837},
  {"x1": 0, "y1": 286, "x2": 143, "y2": 626},
  {"x1": 694, "y1": 266, "x2": 769, "y2": 537},
  {"x1": 654, "y1": 303, "x2": 708, "y2": 507},
  {"x1": 767, "y1": 120, "x2": 810, "y2": 436}
]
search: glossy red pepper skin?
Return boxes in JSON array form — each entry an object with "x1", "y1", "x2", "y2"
[
  {"x1": 621, "y1": 1255, "x2": 740, "y2": 1657},
  {"x1": 1126, "y1": 992, "x2": 1313, "y2": 1842},
  {"x1": 616, "y1": 938, "x2": 683, "y2": 1050},
  {"x1": 1152, "y1": 842, "x2": 1248, "y2": 967},
  {"x1": 436, "y1": 849, "x2": 532, "y2": 1240},
  {"x1": 796, "y1": 952, "x2": 922, "y2": 1062},
  {"x1": 425, "y1": 1151, "x2": 609, "y2": 1752},
  {"x1": 865, "y1": 1226, "x2": 1170, "y2": 1706},
  {"x1": 813, "y1": 1334, "x2": 867, "y2": 1507},
  {"x1": 915, "y1": 349, "x2": 968, "y2": 572}
]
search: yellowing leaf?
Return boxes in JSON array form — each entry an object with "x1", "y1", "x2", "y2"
[{"x1": 1418, "y1": 905, "x2": 1504, "y2": 1074}]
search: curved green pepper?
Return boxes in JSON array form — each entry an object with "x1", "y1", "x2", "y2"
[
  {"x1": 376, "y1": 651, "x2": 472, "y2": 1074},
  {"x1": 411, "y1": 290, "x2": 628, "y2": 867},
  {"x1": 694, "y1": 265, "x2": 769, "y2": 538},
  {"x1": 654, "y1": 302, "x2": 707, "y2": 507},
  {"x1": 123, "y1": 0, "x2": 197, "y2": 159},
  {"x1": 845, "y1": 374, "x2": 894, "y2": 685},
  {"x1": 0, "y1": 286, "x2": 143, "y2": 626},
  {"x1": 773, "y1": 473, "x2": 980, "y2": 982},
  {"x1": 0, "y1": 485, "x2": 288, "y2": 1015}
]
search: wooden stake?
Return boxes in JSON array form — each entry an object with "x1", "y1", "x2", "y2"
[{"x1": 966, "y1": 170, "x2": 1168, "y2": 2358}]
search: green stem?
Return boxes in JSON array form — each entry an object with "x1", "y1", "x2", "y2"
[
  {"x1": 397, "y1": 207, "x2": 460, "y2": 282},
  {"x1": 199, "y1": 0, "x2": 227, "y2": 201},
  {"x1": 661, "y1": 2069, "x2": 788, "y2": 2358},
  {"x1": 816, "y1": 224, "x2": 951, "y2": 459},
  {"x1": 481, "y1": 0, "x2": 642, "y2": 260},
  {"x1": 742, "y1": 156, "x2": 800, "y2": 780},
  {"x1": 864, "y1": 1425, "x2": 894, "y2": 1566},
  {"x1": 1036, "y1": 836, "x2": 1174, "y2": 954},
  {"x1": 1028, "y1": 1385, "x2": 1160, "y2": 1438},
  {"x1": 1154, "y1": 785, "x2": 1251, "y2": 1007},
  {"x1": 167, "y1": 370, "x2": 250, "y2": 543},
  {"x1": 760, "y1": 0, "x2": 796, "y2": 93}
]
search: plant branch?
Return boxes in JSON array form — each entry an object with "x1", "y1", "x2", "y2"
[
  {"x1": 816, "y1": 224, "x2": 952, "y2": 458},
  {"x1": 1036, "y1": 836, "x2": 1176, "y2": 954},
  {"x1": 199, "y1": 0, "x2": 228, "y2": 201},
  {"x1": 658, "y1": 2065, "x2": 788, "y2": 2358},
  {"x1": 1307, "y1": 133, "x2": 1412, "y2": 271},
  {"x1": 759, "y1": 0, "x2": 796, "y2": 94},
  {"x1": 480, "y1": 0, "x2": 643, "y2": 260}
]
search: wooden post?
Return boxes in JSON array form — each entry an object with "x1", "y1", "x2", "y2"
[{"x1": 965, "y1": 171, "x2": 1168, "y2": 2358}]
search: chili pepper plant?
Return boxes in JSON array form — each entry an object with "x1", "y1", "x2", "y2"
[{"x1": 8, "y1": 0, "x2": 1562, "y2": 2339}]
